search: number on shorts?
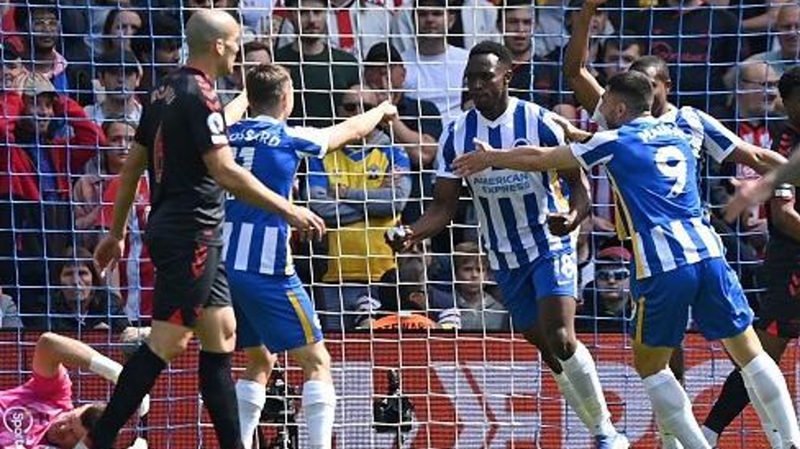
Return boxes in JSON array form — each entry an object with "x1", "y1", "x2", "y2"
[{"x1": 554, "y1": 253, "x2": 576, "y2": 280}]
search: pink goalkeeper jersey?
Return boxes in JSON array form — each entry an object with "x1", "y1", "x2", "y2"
[{"x1": 0, "y1": 367, "x2": 74, "y2": 448}]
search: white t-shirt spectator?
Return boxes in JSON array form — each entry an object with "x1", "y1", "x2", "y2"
[{"x1": 401, "y1": 45, "x2": 469, "y2": 126}]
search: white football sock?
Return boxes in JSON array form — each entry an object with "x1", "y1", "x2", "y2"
[
  {"x1": 303, "y1": 380, "x2": 336, "y2": 449},
  {"x1": 552, "y1": 371, "x2": 595, "y2": 432},
  {"x1": 236, "y1": 379, "x2": 266, "y2": 449},
  {"x1": 643, "y1": 370, "x2": 711, "y2": 449},
  {"x1": 741, "y1": 353, "x2": 800, "y2": 449},
  {"x1": 559, "y1": 341, "x2": 616, "y2": 436},
  {"x1": 742, "y1": 369, "x2": 783, "y2": 449}
]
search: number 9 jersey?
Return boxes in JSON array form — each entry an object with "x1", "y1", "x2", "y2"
[{"x1": 571, "y1": 117, "x2": 726, "y2": 280}]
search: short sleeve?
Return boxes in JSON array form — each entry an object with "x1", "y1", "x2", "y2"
[
  {"x1": 435, "y1": 122, "x2": 459, "y2": 179},
  {"x1": 287, "y1": 126, "x2": 330, "y2": 158},
  {"x1": 182, "y1": 82, "x2": 229, "y2": 153},
  {"x1": 682, "y1": 107, "x2": 740, "y2": 163},
  {"x1": 570, "y1": 130, "x2": 619, "y2": 170},
  {"x1": 27, "y1": 366, "x2": 73, "y2": 404}
]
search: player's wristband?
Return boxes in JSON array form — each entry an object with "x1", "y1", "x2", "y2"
[{"x1": 89, "y1": 354, "x2": 123, "y2": 383}]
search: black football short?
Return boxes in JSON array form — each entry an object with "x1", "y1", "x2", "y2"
[
  {"x1": 755, "y1": 241, "x2": 800, "y2": 339},
  {"x1": 147, "y1": 237, "x2": 231, "y2": 328}
]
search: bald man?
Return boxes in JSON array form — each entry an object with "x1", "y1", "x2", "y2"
[{"x1": 76, "y1": 10, "x2": 326, "y2": 449}]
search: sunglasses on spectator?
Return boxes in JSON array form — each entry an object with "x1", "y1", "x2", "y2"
[
  {"x1": 340, "y1": 102, "x2": 377, "y2": 113},
  {"x1": 597, "y1": 268, "x2": 630, "y2": 282}
]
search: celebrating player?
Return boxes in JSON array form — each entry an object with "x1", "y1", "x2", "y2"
[
  {"x1": 701, "y1": 66, "x2": 800, "y2": 449},
  {"x1": 225, "y1": 63, "x2": 398, "y2": 449},
  {"x1": 452, "y1": 70, "x2": 800, "y2": 449},
  {"x1": 565, "y1": 0, "x2": 786, "y2": 175},
  {"x1": 387, "y1": 41, "x2": 629, "y2": 449},
  {"x1": 81, "y1": 11, "x2": 324, "y2": 449}
]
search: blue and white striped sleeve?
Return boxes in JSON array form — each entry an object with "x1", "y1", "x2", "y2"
[
  {"x1": 435, "y1": 121, "x2": 459, "y2": 179},
  {"x1": 569, "y1": 130, "x2": 619, "y2": 170},
  {"x1": 684, "y1": 107, "x2": 741, "y2": 163},
  {"x1": 287, "y1": 126, "x2": 330, "y2": 158}
]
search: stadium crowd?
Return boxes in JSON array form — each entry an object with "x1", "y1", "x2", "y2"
[
  {"x1": 1, "y1": 0, "x2": 800, "y2": 448},
  {"x1": 0, "y1": 0, "x2": 796, "y2": 334}
]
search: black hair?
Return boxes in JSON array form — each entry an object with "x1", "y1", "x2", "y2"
[
  {"x1": 468, "y1": 40, "x2": 514, "y2": 68},
  {"x1": 80, "y1": 404, "x2": 107, "y2": 431},
  {"x1": 14, "y1": 0, "x2": 58, "y2": 32},
  {"x1": 496, "y1": 0, "x2": 532, "y2": 25},
  {"x1": 606, "y1": 71, "x2": 654, "y2": 116},
  {"x1": 779, "y1": 65, "x2": 800, "y2": 101},
  {"x1": 629, "y1": 55, "x2": 671, "y2": 83},
  {"x1": 130, "y1": 13, "x2": 181, "y2": 62}
]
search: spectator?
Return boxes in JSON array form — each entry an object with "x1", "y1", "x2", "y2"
[
  {"x1": 130, "y1": 13, "x2": 182, "y2": 96},
  {"x1": 12, "y1": 0, "x2": 70, "y2": 92},
  {"x1": 73, "y1": 120, "x2": 136, "y2": 249},
  {"x1": 446, "y1": 241, "x2": 510, "y2": 331},
  {"x1": 0, "y1": 73, "x2": 104, "y2": 304},
  {"x1": 306, "y1": 86, "x2": 411, "y2": 331},
  {"x1": 707, "y1": 60, "x2": 780, "y2": 279},
  {"x1": 219, "y1": 39, "x2": 272, "y2": 105},
  {"x1": 275, "y1": 0, "x2": 394, "y2": 59},
  {"x1": 391, "y1": 0, "x2": 499, "y2": 54},
  {"x1": 0, "y1": 332, "x2": 147, "y2": 448},
  {"x1": 751, "y1": 2, "x2": 800, "y2": 77},
  {"x1": 96, "y1": 8, "x2": 143, "y2": 56},
  {"x1": 395, "y1": 0, "x2": 470, "y2": 125},
  {"x1": 627, "y1": 0, "x2": 740, "y2": 110},
  {"x1": 24, "y1": 247, "x2": 129, "y2": 332},
  {"x1": 367, "y1": 267, "x2": 440, "y2": 330},
  {"x1": 579, "y1": 246, "x2": 634, "y2": 323},
  {"x1": 273, "y1": 0, "x2": 360, "y2": 127},
  {"x1": 596, "y1": 36, "x2": 643, "y2": 86},
  {"x1": 84, "y1": 48, "x2": 143, "y2": 124},
  {"x1": 0, "y1": 286, "x2": 23, "y2": 329},
  {"x1": 97, "y1": 164, "x2": 153, "y2": 321},
  {"x1": 497, "y1": 0, "x2": 565, "y2": 108},
  {"x1": 1, "y1": 42, "x2": 27, "y2": 90},
  {"x1": 362, "y1": 41, "x2": 442, "y2": 224}
]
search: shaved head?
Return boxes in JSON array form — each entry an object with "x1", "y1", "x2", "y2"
[
  {"x1": 185, "y1": 9, "x2": 241, "y2": 77},
  {"x1": 185, "y1": 9, "x2": 239, "y2": 56}
]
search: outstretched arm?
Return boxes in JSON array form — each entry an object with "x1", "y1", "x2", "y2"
[
  {"x1": 728, "y1": 141, "x2": 788, "y2": 175},
  {"x1": 32, "y1": 333, "x2": 122, "y2": 383},
  {"x1": 724, "y1": 147, "x2": 800, "y2": 222},
  {"x1": 563, "y1": 0, "x2": 606, "y2": 113},
  {"x1": 452, "y1": 140, "x2": 581, "y2": 176},
  {"x1": 325, "y1": 102, "x2": 398, "y2": 151}
]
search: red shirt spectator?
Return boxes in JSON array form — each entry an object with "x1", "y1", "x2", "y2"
[{"x1": 99, "y1": 176, "x2": 154, "y2": 319}]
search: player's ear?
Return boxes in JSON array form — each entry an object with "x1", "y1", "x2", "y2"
[{"x1": 214, "y1": 38, "x2": 225, "y2": 56}]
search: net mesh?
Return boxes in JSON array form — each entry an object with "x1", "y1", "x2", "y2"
[{"x1": 0, "y1": 0, "x2": 794, "y2": 447}]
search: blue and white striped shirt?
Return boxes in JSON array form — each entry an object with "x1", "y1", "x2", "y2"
[
  {"x1": 437, "y1": 97, "x2": 573, "y2": 271},
  {"x1": 223, "y1": 116, "x2": 329, "y2": 276},
  {"x1": 571, "y1": 117, "x2": 725, "y2": 279}
]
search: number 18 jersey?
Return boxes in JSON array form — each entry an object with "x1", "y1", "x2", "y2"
[{"x1": 571, "y1": 116, "x2": 725, "y2": 280}]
